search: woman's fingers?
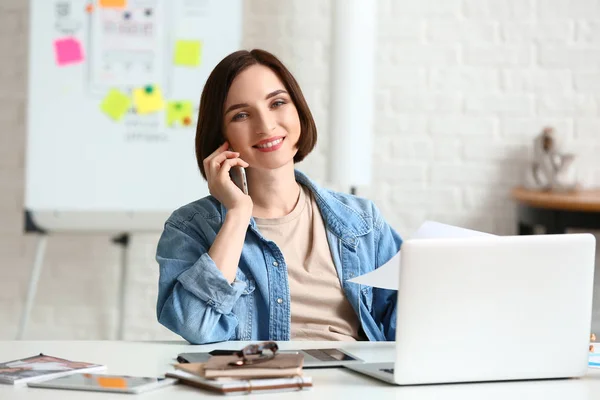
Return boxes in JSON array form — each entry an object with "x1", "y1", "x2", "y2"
[
  {"x1": 217, "y1": 158, "x2": 250, "y2": 179},
  {"x1": 205, "y1": 151, "x2": 239, "y2": 179},
  {"x1": 208, "y1": 141, "x2": 230, "y2": 160},
  {"x1": 203, "y1": 142, "x2": 230, "y2": 173},
  {"x1": 210, "y1": 151, "x2": 239, "y2": 170}
]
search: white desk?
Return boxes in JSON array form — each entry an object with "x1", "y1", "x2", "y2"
[{"x1": 1, "y1": 341, "x2": 600, "y2": 399}]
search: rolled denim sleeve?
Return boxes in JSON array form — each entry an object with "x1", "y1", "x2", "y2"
[
  {"x1": 177, "y1": 253, "x2": 246, "y2": 314},
  {"x1": 156, "y1": 221, "x2": 246, "y2": 344},
  {"x1": 371, "y1": 206, "x2": 403, "y2": 341}
]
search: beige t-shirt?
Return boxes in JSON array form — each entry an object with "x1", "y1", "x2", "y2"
[{"x1": 254, "y1": 184, "x2": 363, "y2": 341}]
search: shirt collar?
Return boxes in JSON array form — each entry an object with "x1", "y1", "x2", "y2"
[{"x1": 218, "y1": 169, "x2": 373, "y2": 243}]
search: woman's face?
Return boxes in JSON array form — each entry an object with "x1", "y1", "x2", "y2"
[{"x1": 222, "y1": 64, "x2": 301, "y2": 171}]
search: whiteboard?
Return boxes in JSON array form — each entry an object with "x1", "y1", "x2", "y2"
[{"x1": 25, "y1": 0, "x2": 242, "y2": 232}]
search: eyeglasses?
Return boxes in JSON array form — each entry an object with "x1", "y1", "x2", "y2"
[{"x1": 228, "y1": 341, "x2": 279, "y2": 366}]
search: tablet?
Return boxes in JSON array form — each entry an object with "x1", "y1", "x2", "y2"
[
  {"x1": 27, "y1": 373, "x2": 177, "y2": 394},
  {"x1": 177, "y1": 348, "x2": 362, "y2": 368}
]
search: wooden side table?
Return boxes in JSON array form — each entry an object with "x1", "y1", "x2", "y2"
[{"x1": 511, "y1": 187, "x2": 600, "y2": 234}]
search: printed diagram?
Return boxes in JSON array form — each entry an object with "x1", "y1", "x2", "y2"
[{"x1": 88, "y1": 0, "x2": 168, "y2": 93}]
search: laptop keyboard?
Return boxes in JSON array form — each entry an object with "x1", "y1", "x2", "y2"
[
  {"x1": 380, "y1": 368, "x2": 395, "y2": 374},
  {"x1": 304, "y1": 349, "x2": 340, "y2": 362}
]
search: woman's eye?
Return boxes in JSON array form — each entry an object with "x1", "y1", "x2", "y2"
[
  {"x1": 271, "y1": 100, "x2": 286, "y2": 108},
  {"x1": 232, "y1": 112, "x2": 248, "y2": 121}
]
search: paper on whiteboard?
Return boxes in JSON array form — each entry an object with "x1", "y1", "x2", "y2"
[{"x1": 347, "y1": 221, "x2": 495, "y2": 290}]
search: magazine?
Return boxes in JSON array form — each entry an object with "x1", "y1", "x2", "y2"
[{"x1": 0, "y1": 354, "x2": 106, "y2": 384}]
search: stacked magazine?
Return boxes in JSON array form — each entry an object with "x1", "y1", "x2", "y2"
[{"x1": 0, "y1": 354, "x2": 106, "y2": 385}]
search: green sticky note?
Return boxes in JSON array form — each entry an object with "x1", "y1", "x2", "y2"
[
  {"x1": 167, "y1": 100, "x2": 193, "y2": 126},
  {"x1": 100, "y1": 89, "x2": 131, "y2": 121},
  {"x1": 174, "y1": 40, "x2": 202, "y2": 67}
]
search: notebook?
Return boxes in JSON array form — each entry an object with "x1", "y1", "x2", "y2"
[
  {"x1": 0, "y1": 354, "x2": 106, "y2": 385},
  {"x1": 166, "y1": 369, "x2": 312, "y2": 395},
  {"x1": 201, "y1": 353, "x2": 303, "y2": 379}
]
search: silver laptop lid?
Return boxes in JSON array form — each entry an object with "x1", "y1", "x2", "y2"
[{"x1": 394, "y1": 233, "x2": 595, "y2": 385}]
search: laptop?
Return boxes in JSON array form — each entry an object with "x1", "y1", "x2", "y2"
[{"x1": 346, "y1": 233, "x2": 596, "y2": 385}]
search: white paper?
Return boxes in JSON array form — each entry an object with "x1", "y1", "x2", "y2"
[{"x1": 347, "y1": 221, "x2": 495, "y2": 290}]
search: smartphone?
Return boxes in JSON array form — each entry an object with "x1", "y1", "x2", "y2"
[{"x1": 230, "y1": 166, "x2": 248, "y2": 195}]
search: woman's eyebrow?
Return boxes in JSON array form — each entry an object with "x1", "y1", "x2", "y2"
[
  {"x1": 224, "y1": 102, "x2": 248, "y2": 115},
  {"x1": 265, "y1": 89, "x2": 287, "y2": 99},
  {"x1": 224, "y1": 90, "x2": 288, "y2": 115}
]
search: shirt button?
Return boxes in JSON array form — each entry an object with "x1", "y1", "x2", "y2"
[
  {"x1": 277, "y1": 298, "x2": 283, "y2": 304},
  {"x1": 273, "y1": 261, "x2": 279, "y2": 267}
]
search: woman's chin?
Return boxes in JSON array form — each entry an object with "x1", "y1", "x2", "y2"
[{"x1": 250, "y1": 157, "x2": 296, "y2": 172}]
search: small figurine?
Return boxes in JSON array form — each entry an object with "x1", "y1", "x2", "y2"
[{"x1": 524, "y1": 127, "x2": 578, "y2": 192}]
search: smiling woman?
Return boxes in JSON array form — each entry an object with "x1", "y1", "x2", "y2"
[{"x1": 155, "y1": 49, "x2": 403, "y2": 344}]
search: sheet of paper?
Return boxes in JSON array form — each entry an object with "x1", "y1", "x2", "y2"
[
  {"x1": 174, "y1": 40, "x2": 202, "y2": 67},
  {"x1": 132, "y1": 85, "x2": 165, "y2": 114},
  {"x1": 347, "y1": 221, "x2": 495, "y2": 290},
  {"x1": 100, "y1": 89, "x2": 131, "y2": 121},
  {"x1": 411, "y1": 220, "x2": 495, "y2": 240},
  {"x1": 166, "y1": 100, "x2": 193, "y2": 126},
  {"x1": 54, "y1": 37, "x2": 84, "y2": 66}
]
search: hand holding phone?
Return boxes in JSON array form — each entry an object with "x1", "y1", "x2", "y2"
[{"x1": 203, "y1": 142, "x2": 251, "y2": 213}]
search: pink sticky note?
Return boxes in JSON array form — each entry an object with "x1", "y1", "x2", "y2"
[{"x1": 54, "y1": 37, "x2": 84, "y2": 66}]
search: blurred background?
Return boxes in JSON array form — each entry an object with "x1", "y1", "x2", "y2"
[{"x1": 1, "y1": 0, "x2": 600, "y2": 340}]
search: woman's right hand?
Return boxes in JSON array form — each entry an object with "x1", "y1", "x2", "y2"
[{"x1": 203, "y1": 142, "x2": 252, "y2": 214}]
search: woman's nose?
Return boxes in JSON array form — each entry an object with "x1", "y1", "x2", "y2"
[{"x1": 254, "y1": 111, "x2": 275, "y2": 135}]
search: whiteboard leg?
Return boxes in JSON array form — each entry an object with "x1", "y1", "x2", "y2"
[
  {"x1": 113, "y1": 233, "x2": 130, "y2": 341},
  {"x1": 17, "y1": 235, "x2": 48, "y2": 340}
]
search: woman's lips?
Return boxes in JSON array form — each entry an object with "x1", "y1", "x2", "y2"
[{"x1": 254, "y1": 137, "x2": 285, "y2": 152}]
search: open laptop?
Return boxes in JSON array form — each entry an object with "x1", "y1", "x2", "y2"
[{"x1": 346, "y1": 233, "x2": 596, "y2": 385}]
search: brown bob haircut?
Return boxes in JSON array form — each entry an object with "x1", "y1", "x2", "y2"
[{"x1": 195, "y1": 49, "x2": 317, "y2": 180}]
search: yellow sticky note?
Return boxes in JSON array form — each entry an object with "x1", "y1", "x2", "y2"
[
  {"x1": 98, "y1": 0, "x2": 127, "y2": 8},
  {"x1": 100, "y1": 89, "x2": 131, "y2": 121},
  {"x1": 166, "y1": 101, "x2": 193, "y2": 126},
  {"x1": 174, "y1": 40, "x2": 202, "y2": 67},
  {"x1": 132, "y1": 85, "x2": 165, "y2": 114}
]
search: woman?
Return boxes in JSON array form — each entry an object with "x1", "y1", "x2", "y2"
[{"x1": 156, "y1": 49, "x2": 402, "y2": 344}]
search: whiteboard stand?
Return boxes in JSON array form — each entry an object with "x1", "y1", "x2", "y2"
[
  {"x1": 17, "y1": 211, "x2": 130, "y2": 341},
  {"x1": 112, "y1": 233, "x2": 130, "y2": 341},
  {"x1": 17, "y1": 214, "x2": 47, "y2": 341}
]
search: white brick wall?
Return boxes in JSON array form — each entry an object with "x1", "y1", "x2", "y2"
[{"x1": 1, "y1": 0, "x2": 600, "y2": 340}]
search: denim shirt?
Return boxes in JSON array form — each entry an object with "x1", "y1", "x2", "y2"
[{"x1": 156, "y1": 170, "x2": 403, "y2": 344}]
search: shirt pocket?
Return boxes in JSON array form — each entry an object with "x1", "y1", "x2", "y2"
[
  {"x1": 360, "y1": 285, "x2": 374, "y2": 314},
  {"x1": 231, "y1": 271, "x2": 256, "y2": 340}
]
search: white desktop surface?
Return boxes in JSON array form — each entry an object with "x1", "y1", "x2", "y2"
[{"x1": 1, "y1": 341, "x2": 600, "y2": 399}]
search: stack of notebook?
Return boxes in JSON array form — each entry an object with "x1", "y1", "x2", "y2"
[{"x1": 166, "y1": 353, "x2": 312, "y2": 395}]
